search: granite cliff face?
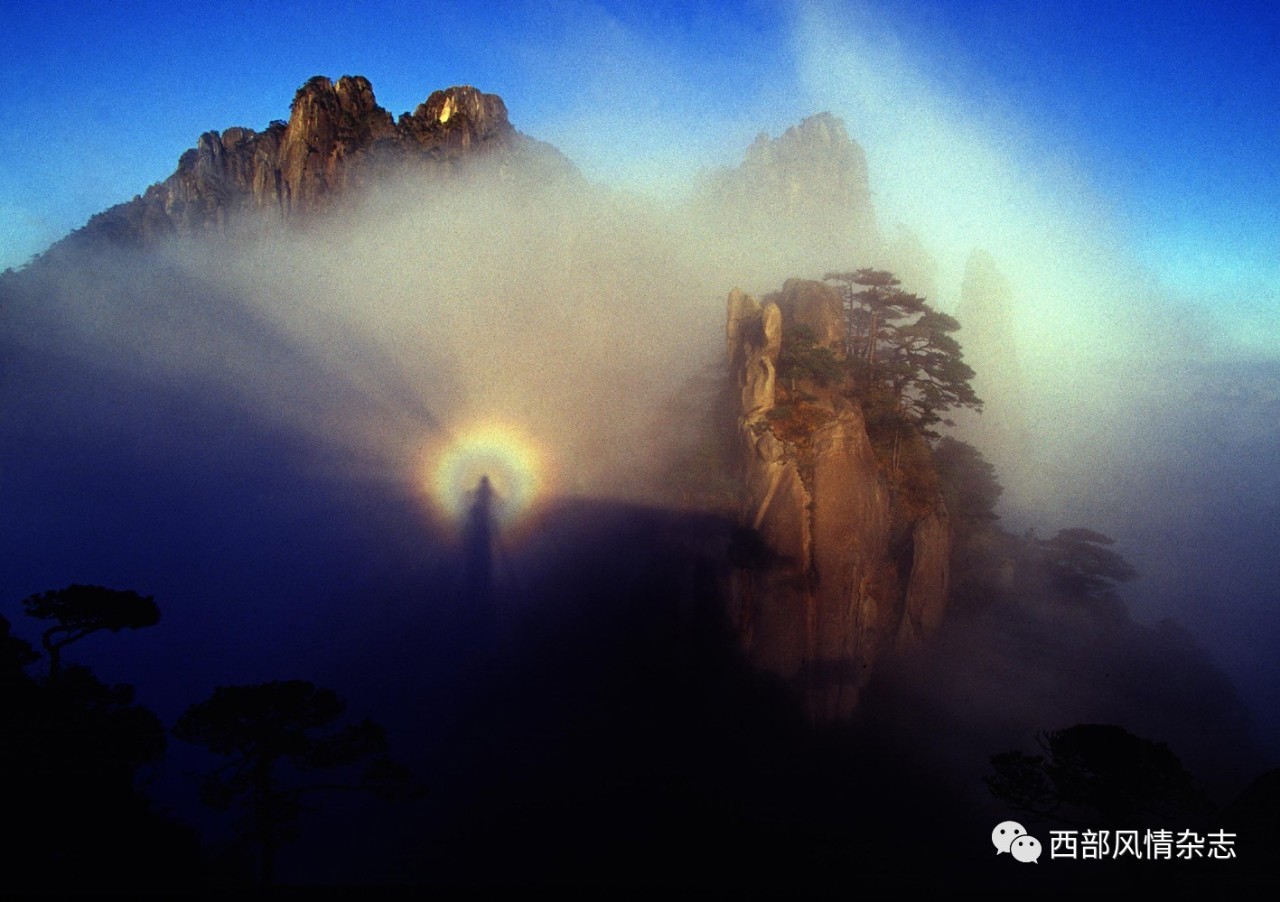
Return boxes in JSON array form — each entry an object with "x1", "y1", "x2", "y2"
[
  {"x1": 70, "y1": 76, "x2": 573, "y2": 247},
  {"x1": 726, "y1": 279, "x2": 950, "y2": 719}
]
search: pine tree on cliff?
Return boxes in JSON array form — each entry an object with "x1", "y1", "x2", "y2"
[
  {"x1": 825, "y1": 268, "x2": 981, "y2": 443},
  {"x1": 22, "y1": 585, "x2": 160, "y2": 679},
  {"x1": 825, "y1": 268, "x2": 926, "y2": 366},
  {"x1": 882, "y1": 307, "x2": 981, "y2": 435},
  {"x1": 1034, "y1": 528, "x2": 1137, "y2": 602}
]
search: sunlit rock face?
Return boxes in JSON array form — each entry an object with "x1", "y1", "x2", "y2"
[
  {"x1": 69, "y1": 77, "x2": 574, "y2": 246},
  {"x1": 275, "y1": 75, "x2": 397, "y2": 215},
  {"x1": 727, "y1": 280, "x2": 950, "y2": 719},
  {"x1": 727, "y1": 287, "x2": 781, "y2": 416},
  {"x1": 400, "y1": 86, "x2": 512, "y2": 152}
]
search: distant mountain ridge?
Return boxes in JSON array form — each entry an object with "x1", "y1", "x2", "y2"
[
  {"x1": 14, "y1": 75, "x2": 882, "y2": 282},
  {"x1": 56, "y1": 75, "x2": 575, "y2": 251}
]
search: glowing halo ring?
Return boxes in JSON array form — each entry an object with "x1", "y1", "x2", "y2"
[{"x1": 428, "y1": 423, "x2": 544, "y2": 529}]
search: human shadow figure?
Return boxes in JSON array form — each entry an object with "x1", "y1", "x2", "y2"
[
  {"x1": 460, "y1": 475, "x2": 497, "y2": 616},
  {"x1": 454, "y1": 474, "x2": 523, "y2": 637}
]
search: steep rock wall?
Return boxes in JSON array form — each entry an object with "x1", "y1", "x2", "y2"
[{"x1": 727, "y1": 280, "x2": 950, "y2": 718}]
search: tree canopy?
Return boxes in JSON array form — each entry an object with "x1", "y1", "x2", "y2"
[
  {"x1": 932, "y1": 437, "x2": 1002, "y2": 526},
  {"x1": 986, "y1": 724, "x2": 1212, "y2": 827},
  {"x1": 1036, "y1": 528, "x2": 1137, "y2": 601},
  {"x1": 22, "y1": 584, "x2": 159, "y2": 677},
  {"x1": 825, "y1": 268, "x2": 926, "y2": 364},
  {"x1": 3, "y1": 587, "x2": 186, "y2": 893},
  {"x1": 824, "y1": 268, "x2": 980, "y2": 439},
  {"x1": 174, "y1": 680, "x2": 413, "y2": 884}
]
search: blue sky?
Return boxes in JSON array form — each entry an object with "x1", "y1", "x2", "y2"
[{"x1": 2, "y1": 0, "x2": 1277, "y2": 343}]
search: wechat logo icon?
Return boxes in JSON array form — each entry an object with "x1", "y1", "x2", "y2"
[{"x1": 993, "y1": 821, "x2": 1042, "y2": 863}]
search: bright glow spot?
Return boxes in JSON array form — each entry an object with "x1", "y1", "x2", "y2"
[{"x1": 428, "y1": 422, "x2": 544, "y2": 527}]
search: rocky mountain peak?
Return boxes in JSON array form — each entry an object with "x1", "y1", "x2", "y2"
[
  {"x1": 737, "y1": 112, "x2": 870, "y2": 224},
  {"x1": 411, "y1": 86, "x2": 508, "y2": 130},
  {"x1": 290, "y1": 74, "x2": 386, "y2": 120},
  {"x1": 743, "y1": 112, "x2": 856, "y2": 168},
  {"x1": 954, "y1": 249, "x2": 1032, "y2": 465},
  {"x1": 56, "y1": 76, "x2": 570, "y2": 251},
  {"x1": 399, "y1": 85, "x2": 514, "y2": 150},
  {"x1": 696, "y1": 112, "x2": 877, "y2": 279}
]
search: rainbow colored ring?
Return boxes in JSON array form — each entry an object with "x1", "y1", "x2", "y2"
[{"x1": 430, "y1": 422, "x2": 544, "y2": 527}]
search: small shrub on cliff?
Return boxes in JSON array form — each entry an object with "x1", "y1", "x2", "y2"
[{"x1": 777, "y1": 324, "x2": 843, "y2": 389}]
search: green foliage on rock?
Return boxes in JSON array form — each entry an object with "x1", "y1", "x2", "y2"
[
  {"x1": 825, "y1": 268, "x2": 981, "y2": 439},
  {"x1": 777, "y1": 324, "x2": 843, "y2": 387}
]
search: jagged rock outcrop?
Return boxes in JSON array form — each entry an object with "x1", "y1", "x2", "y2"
[
  {"x1": 727, "y1": 287, "x2": 781, "y2": 416},
  {"x1": 696, "y1": 113, "x2": 878, "y2": 282},
  {"x1": 67, "y1": 76, "x2": 574, "y2": 248},
  {"x1": 710, "y1": 114, "x2": 874, "y2": 235},
  {"x1": 727, "y1": 279, "x2": 950, "y2": 719}
]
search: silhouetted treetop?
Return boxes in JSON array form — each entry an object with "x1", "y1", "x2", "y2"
[
  {"x1": 1, "y1": 613, "x2": 39, "y2": 680},
  {"x1": 21, "y1": 585, "x2": 159, "y2": 677},
  {"x1": 1036, "y1": 528, "x2": 1137, "y2": 601},
  {"x1": 174, "y1": 680, "x2": 413, "y2": 884},
  {"x1": 2, "y1": 590, "x2": 175, "y2": 893},
  {"x1": 175, "y1": 680, "x2": 350, "y2": 758},
  {"x1": 987, "y1": 724, "x2": 1212, "y2": 827}
]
